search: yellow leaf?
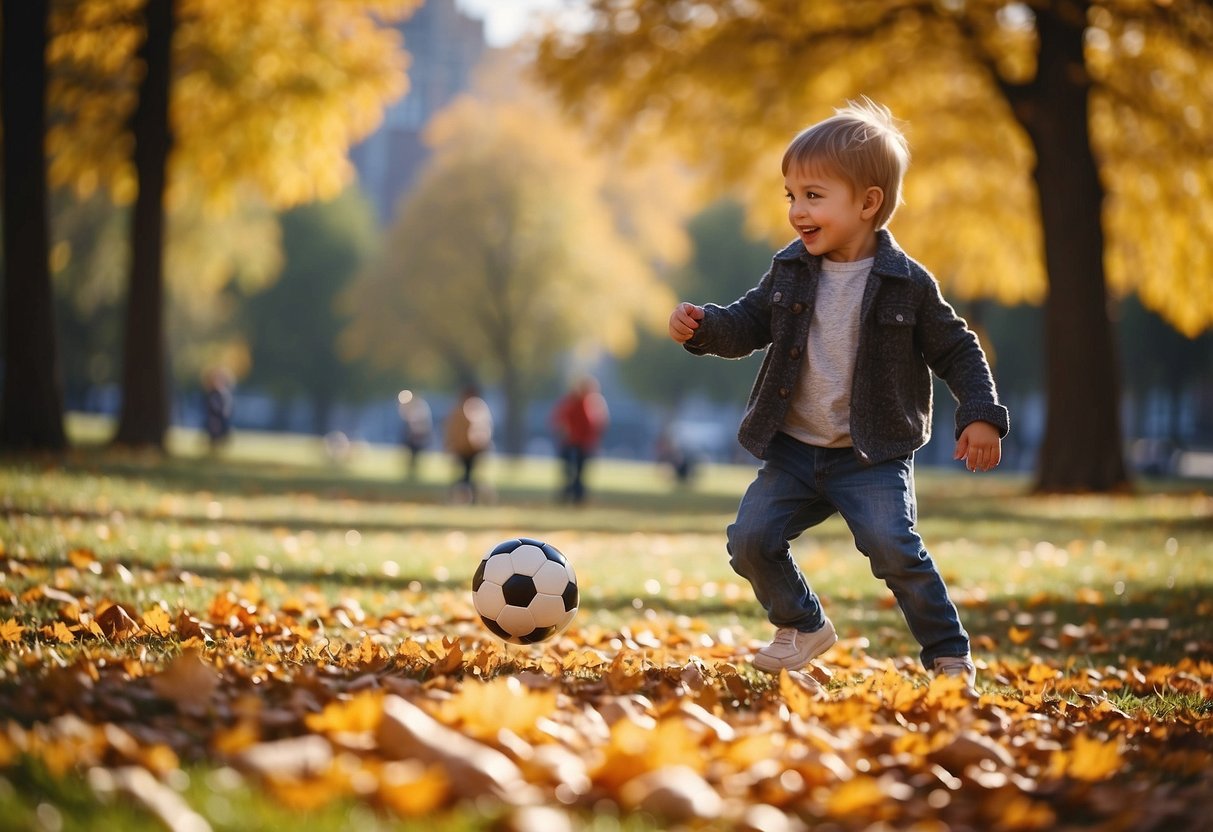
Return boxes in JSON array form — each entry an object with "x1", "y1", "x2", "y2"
[
  {"x1": 1027, "y1": 663, "x2": 1059, "y2": 684},
  {"x1": 377, "y1": 761, "x2": 450, "y2": 816},
  {"x1": 0, "y1": 618, "x2": 24, "y2": 643},
  {"x1": 141, "y1": 605, "x2": 173, "y2": 638},
  {"x1": 1048, "y1": 734, "x2": 1124, "y2": 782},
  {"x1": 437, "y1": 677, "x2": 557, "y2": 742},
  {"x1": 212, "y1": 719, "x2": 261, "y2": 756},
  {"x1": 1009, "y1": 626, "x2": 1033, "y2": 645},
  {"x1": 265, "y1": 770, "x2": 349, "y2": 812},
  {"x1": 827, "y1": 775, "x2": 886, "y2": 815},
  {"x1": 67, "y1": 548, "x2": 97, "y2": 569},
  {"x1": 44, "y1": 621, "x2": 75, "y2": 643},
  {"x1": 305, "y1": 690, "x2": 385, "y2": 735}
]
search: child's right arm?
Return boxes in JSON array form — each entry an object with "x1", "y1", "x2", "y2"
[{"x1": 668, "y1": 302, "x2": 705, "y2": 344}]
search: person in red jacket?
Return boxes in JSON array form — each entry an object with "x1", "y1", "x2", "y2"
[{"x1": 551, "y1": 376, "x2": 610, "y2": 505}]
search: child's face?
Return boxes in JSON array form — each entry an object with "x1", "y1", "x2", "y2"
[{"x1": 784, "y1": 162, "x2": 881, "y2": 263}]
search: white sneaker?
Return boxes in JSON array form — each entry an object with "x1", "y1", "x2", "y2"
[
  {"x1": 753, "y1": 619, "x2": 837, "y2": 673},
  {"x1": 933, "y1": 655, "x2": 977, "y2": 690}
]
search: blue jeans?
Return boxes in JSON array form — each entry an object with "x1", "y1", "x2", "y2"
[{"x1": 727, "y1": 432, "x2": 969, "y2": 666}]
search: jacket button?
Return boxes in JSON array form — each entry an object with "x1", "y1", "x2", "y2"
[
  {"x1": 772, "y1": 292, "x2": 782, "y2": 302},
  {"x1": 792, "y1": 303, "x2": 804, "y2": 313},
  {"x1": 778, "y1": 387, "x2": 789, "y2": 398},
  {"x1": 789, "y1": 346, "x2": 801, "y2": 359},
  {"x1": 895, "y1": 313, "x2": 904, "y2": 322}
]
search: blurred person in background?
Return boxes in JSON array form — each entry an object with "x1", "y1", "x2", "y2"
[
  {"x1": 551, "y1": 376, "x2": 610, "y2": 504},
  {"x1": 398, "y1": 389, "x2": 433, "y2": 479},
  {"x1": 202, "y1": 368, "x2": 234, "y2": 451},
  {"x1": 444, "y1": 385, "x2": 493, "y2": 503}
]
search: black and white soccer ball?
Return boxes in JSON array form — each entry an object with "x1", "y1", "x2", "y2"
[{"x1": 472, "y1": 538, "x2": 578, "y2": 645}]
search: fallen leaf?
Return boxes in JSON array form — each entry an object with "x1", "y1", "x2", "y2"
[
  {"x1": 150, "y1": 649, "x2": 220, "y2": 710},
  {"x1": 375, "y1": 694, "x2": 534, "y2": 802},
  {"x1": 0, "y1": 618, "x2": 23, "y2": 643}
]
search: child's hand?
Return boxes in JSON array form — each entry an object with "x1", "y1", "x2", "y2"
[
  {"x1": 669, "y1": 302, "x2": 705, "y2": 343},
  {"x1": 954, "y1": 421, "x2": 1001, "y2": 472}
]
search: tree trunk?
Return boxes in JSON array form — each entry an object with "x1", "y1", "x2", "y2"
[
  {"x1": 1015, "y1": 4, "x2": 1129, "y2": 492},
  {"x1": 113, "y1": 0, "x2": 176, "y2": 449},
  {"x1": 0, "y1": 0, "x2": 67, "y2": 452}
]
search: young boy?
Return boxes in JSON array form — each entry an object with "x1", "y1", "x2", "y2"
[{"x1": 668, "y1": 99, "x2": 1008, "y2": 688}]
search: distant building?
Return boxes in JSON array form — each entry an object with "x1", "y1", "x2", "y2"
[{"x1": 352, "y1": 0, "x2": 486, "y2": 223}]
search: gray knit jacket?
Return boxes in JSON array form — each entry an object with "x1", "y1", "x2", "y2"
[{"x1": 683, "y1": 229, "x2": 1009, "y2": 463}]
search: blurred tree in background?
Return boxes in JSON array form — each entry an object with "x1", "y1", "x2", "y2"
[
  {"x1": 243, "y1": 188, "x2": 381, "y2": 436},
  {"x1": 618, "y1": 200, "x2": 769, "y2": 409},
  {"x1": 342, "y1": 57, "x2": 688, "y2": 455},
  {"x1": 533, "y1": 0, "x2": 1213, "y2": 493},
  {"x1": 1, "y1": 0, "x2": 420, "y2": 451}
]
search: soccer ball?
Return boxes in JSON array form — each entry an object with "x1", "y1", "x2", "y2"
[{"x1": 472, "y1": 537, "x2": 578, "y2": 644}]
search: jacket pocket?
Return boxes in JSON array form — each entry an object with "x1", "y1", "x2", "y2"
[{"x1": 876, "y1": 304, "x2": 917, "y2": 361}]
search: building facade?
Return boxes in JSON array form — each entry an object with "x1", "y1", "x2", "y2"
[{"x1": 352, "y1": 0, "x2": 487, "y2": 223}]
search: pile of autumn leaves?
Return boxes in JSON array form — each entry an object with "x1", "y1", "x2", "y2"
[{"x1": 2, "y1": 550, "x2": 1212, "y2": 831}]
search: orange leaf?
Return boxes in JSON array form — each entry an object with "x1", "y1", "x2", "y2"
[
  {"x1": 67, "y1": 548, "x2": 97, "y2": 569},
  {"x1": 1008, "y1": 626, "x2": 1033, "y2": 645}
]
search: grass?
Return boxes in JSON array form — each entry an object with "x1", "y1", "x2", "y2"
[{"x1": 2, "y1": 416, "x2": 1211, "y2": 829}]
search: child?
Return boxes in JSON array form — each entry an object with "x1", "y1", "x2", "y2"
[{"x1": 668, "y1": 99, "x2": 1008, "y2": 688}]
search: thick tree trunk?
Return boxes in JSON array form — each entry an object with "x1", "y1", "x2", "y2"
[
  {"x1": 113, "y1": 0, "x2": 176, "y2": 449},
  {"x1": 0, "y1": 0, "x2": 67, "y2": 451},
  {"x1": 1017, "y1": 4, "x2": 1129, "y2": 492}
]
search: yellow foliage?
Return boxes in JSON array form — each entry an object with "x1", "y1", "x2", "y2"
[
  {"x1": 47, "y1": 0, "x2": 420, "y2": 211},
  {"x1": 342, "y1": 54, "x2": 686, "y2": 383},
  {"x1": 533, "y1": 0, "x2": 1213, "y2": 333}
]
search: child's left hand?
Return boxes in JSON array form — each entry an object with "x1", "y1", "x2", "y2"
[{"x1": 954, "y1": 421, "x2": 1002, "y2": 472}]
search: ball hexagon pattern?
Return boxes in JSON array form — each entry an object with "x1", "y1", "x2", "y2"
[{"x1": 471, "y1": 538, "x2": 578, "y2": 645}]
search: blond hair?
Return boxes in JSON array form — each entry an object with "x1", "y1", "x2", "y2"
[{"x1": 781, "y1": 98, "x2": 909, "y2": 229}]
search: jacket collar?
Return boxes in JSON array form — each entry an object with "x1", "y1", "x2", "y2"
[{"x1": 774, "y1": 229, "x2": 911, "y2": 280}]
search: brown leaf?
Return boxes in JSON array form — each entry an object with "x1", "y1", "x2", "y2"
[
  {"x1": 96, "y1": 603, "x2": 141, "y2": 640},
  {"x1": 375, "y1": 694, "x2": 534, "y2": 802},
  {"x1": 150, "y1": 649, "x2": 220, "y2": 710},
  {"x1": 619, "y1": 766, "x2": 723, "y2": 820},
  {"x1": 235, "y1": 736, "x2": 334, "y2": 779}
]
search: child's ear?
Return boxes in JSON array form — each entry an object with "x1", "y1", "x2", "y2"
[{"x1": 860, "y1": 186, "x2": 884, "y2": 220}]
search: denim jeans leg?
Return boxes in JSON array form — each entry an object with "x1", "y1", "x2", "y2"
[
  {"x1": 824, "y1": 452, "x2": 969, "y2": 666},
  {"x1": 727, "y1": 442, "x2": 837, "y2": 632}
]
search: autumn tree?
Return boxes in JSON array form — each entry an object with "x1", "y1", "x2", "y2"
[
  {"x1": 1, "y1": 0, "x2": 67, "y2": 451},
  {"x1": 533, "y1": 0, "x2": 1213, "y2": 493},
  {"x1": 45, "y1": 0, "x2": 418, "y2": 449},
  {"x1": 342, "y1": 60, "x2": 688, "y2": 455}
]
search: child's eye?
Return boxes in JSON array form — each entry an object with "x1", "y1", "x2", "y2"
[{"x1": 784, "y1": 192, "x2": 794, "y2": 202}]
